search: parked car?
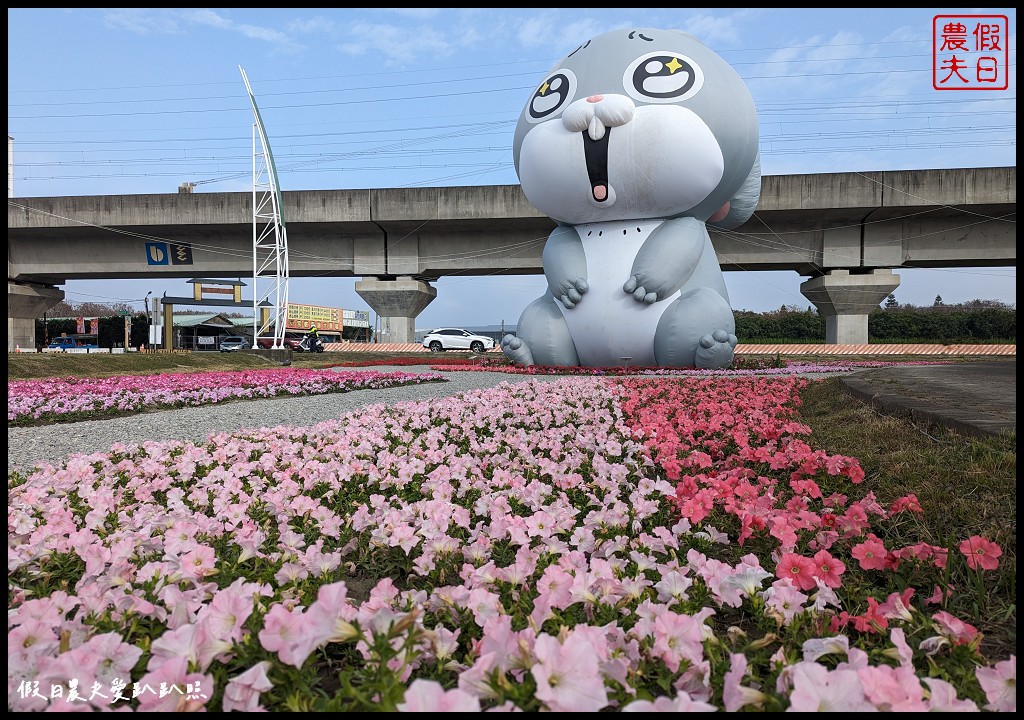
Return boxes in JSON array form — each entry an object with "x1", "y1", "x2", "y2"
[
  {"x1": 46, "y1": 336, "x2": 99, "y2": 351},
  {"x1": 219, "y1": 336, "x2": 249, "y2": 352},
  {"x1": 256, "y1": 334, "x2": 304, "y2": 351},
  {"x1": 421, "y1": 328, "x2": 496, "y2": 353}
]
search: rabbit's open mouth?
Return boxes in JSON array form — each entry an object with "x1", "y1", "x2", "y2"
[{"x1": 583, "y1": 128, "x2": 610, "y2": 202}]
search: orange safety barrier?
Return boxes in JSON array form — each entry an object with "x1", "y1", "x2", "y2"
[{"x1": 321, "y1": 343, "x2": 1015, "y2": 356}]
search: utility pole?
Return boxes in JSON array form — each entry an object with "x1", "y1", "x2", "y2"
[
  {"x1": 118, "y1": 309, "x2": 133, "y2": 349},
  {"x1": 144, "y1": 291, "x2": 153, "y2": 350}
]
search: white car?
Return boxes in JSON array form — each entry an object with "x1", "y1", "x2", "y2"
[
  {"x1": 422, "y1": 328, "x2": 496, "y2": 353},
  {"x1": 218, "y1": 335, "x2": 249, "y2": 352}
]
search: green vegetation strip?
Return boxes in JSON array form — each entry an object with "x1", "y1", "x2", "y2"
[{"x1": 797, "y1": 378, "x2": 1016, "y2": 660}]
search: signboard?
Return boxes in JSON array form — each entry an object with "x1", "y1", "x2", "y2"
[
  {"x1": 74, "y1": 317, "x2": 99, "y2": 334},
  {"x1": 197, "y1": 336, "x2": 216, "y2": 346},
  {"x1": 286, "y1": 303, "x2": 343, "y2": 332},
  {"x1": 144, "y1": 242, "x2": 194, "y2": 266},
  {"x1": 145, "y1": 243, "x2": 169, "y2": 266},
  {"x1": 171, "y1": 243, "x2": 194, "y2": 265},
  {"x1": 342, "y1": 309, "x2": 371, "y2": 328}
]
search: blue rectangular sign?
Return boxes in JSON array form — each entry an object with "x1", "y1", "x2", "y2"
[{"x1": 145, "y1": 242, "x2": 169, "y2": 265}]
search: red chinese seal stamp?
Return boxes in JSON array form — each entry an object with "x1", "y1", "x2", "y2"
[{"x1": 933, "y1": 15, "x2": 1009, "y2": 90}]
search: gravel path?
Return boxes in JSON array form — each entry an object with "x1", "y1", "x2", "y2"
[{"x1": 7, "y1": 366, "x2": 567, "y2": 475}]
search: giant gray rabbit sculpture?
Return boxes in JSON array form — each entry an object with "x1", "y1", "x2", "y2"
[{"x1": 501, "y1": 28, "x2": 761, "y2": 369}]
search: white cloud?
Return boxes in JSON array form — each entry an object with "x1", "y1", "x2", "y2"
[
  {"x1": 102, "y1": 9, "x2": 302, "y2": 52},
  {"x1": 287, "y1": 16, "x2": 343, "y2": 36},
  {"x1": 339, "y1": 21, "x2": 484, "y2": 64},
  {"x1": 677, "y1": 10, "x2": 751, "y2": 47},
  {"x1": 101, "y1": 8, "x2": 184, "y2": 35},
  {"x1": 188, "y1": 9, "x2": 235, "y2": 31},
  {"x1": 383, "y1": 9, "x2": 441, "y2": 21},
  {"x1": 512, "y1": 10, "x2": 753, "y2": 53},
  {"x1": 189, "y1": 9, "x2": 300, "y2": 50},
  {"x1": 514, "y1": 12, "x2": 615, "y2": 53}
]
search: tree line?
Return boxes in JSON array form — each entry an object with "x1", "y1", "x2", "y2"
[
  {"x1": 36, "y1": 313, "x2": 151, "y2": 349},
  {"x1": 735, "y1": 298, "x2": 1015, "y2": 343}
]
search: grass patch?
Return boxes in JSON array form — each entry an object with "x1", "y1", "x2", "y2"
[{"x1": 797, "y1": 377, "x2": 1016, "y2": 660}]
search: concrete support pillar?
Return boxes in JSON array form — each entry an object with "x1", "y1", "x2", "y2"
[
  {"x1": 355, "y1": 277, "x2": 437, "y2": 344},
  {"x1": 163, "y1": 302, "x2": 174, "y2": 349},
  {"x1": 7, "y1": 282, "x2": 65, "y2": 351},
  {"x1": 800, "y1": 269, "x2": 900, "y2": 344}
]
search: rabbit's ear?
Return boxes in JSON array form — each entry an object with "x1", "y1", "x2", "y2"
[{"x1": 709, "y1": 152, "x2": 761, "y2": 231}]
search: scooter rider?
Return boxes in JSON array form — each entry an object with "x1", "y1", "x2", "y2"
[{"x1": 306, "y1": 324, "x2": 321, "y2": 351}]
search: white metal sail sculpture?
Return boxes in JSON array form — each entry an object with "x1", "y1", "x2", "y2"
[{"x1": 240, "y1": 66, "x2": 290, "y2": 349}]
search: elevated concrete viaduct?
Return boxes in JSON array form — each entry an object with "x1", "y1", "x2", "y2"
[{"x1": 8, "y1": 167, "x2": 1015, "y2": 349}]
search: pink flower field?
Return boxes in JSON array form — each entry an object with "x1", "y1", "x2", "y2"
[
  {"x1": 7, "y1": 374, "x2": 1014, "y2": 711},
  {"x1": 8, "y1": 368, "x2": 446, "y2": 425}
]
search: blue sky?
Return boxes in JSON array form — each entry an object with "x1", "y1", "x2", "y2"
[{"x1": 7, "y1": 8, "x2": 1017, "y2": 328}]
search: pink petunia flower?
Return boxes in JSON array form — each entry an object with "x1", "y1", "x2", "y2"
[
  {"x1": 857, "y1": 664, "x2": 929, "y2": 711},
  {"x1": 930, "y1": 610, "x2": 980, "y2": 646},
  {"x1": 622, "y1": 693, "x2": 718, "y2": 712},
  {"x1": 811, "y1": 549, "x2": 845, "y2": 589},
  {"x1": 651, "y1": 610, "x2": 709, "y2": 674},
  {"x1": 199, "y1": 584, "x2": 256, "y2": 643},
  {"x1": 775, "y1": 553, "x2": 818, "y2": 591},
  {"x1": 147, "y1": 622, "x2": 200, "y2": 671},
  {"x1": 851, "y1": 596, "x2": 890, "y2": 634},
  {"x1": 305, "y1": 581, "x2": 360, "y2": 646},
  {"x1": 222, "y1": 661, "x2": 274, "y2": 712},
  {"x1": 258, "y1": 603, "x2": 317, "y2": 668},
  {"x1": 786, "y1": 661, "x2": 876, "y2": 711},
  {"x1": 531, "y1": 631, "x2": 608, "y2": 712},
  {"x1": 723, "y1": 653, "x2": 769, "y2": 712},
  {"x1": 889, "y1": 494, "x2": 923, "y2": 513},
  {"x1": 763, "y1": 579, "x2": 809, "y2": 625},
  {"x1": 922, "y1": 678, "x2": 980, "y2": 712},
  {"x1": 801, "y1": 635, "x2": 850, "y2": 663},
  {"x1": 457, "y1": 651, "x2": 501, "y2": 700},
  {"x1": 958, "y1": 535, "x2": 1002, "y2": 571},
  {"x1": 885, "y1": 627, "x2": 915, "y2": 668},
  {"x1": 178, "y1": 544, "x2": 218, "y2": 581},
  {"x1": 850, "y1": 536, "x2": 888, "y2": 571},
  {"x1": 877, "y1": 588, "x2": 915, "y2": 622},
  {"x1": 975, "y1": 656, "x2": 1015, "y2": 712},
  {"x1": 653, "y1": 569, "x2": 694, "y2": 604},
  {"x1": 135, "y1": 656, "x2": 213, "y2": 712},
  {"x1": 80, "y1": 632, "x2": 144, "y2": 685},
  {"x1": 397, "y1": 679, "x2": 482, "y2": 712},
  {"x1": 926, "y1": 584, "x2": 954, "y2": 605}
]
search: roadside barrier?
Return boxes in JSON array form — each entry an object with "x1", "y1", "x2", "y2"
[{"x1": 320, "y1": 343, "x2": 1015, "y2": 356}]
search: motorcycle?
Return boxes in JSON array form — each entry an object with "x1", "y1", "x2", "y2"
[{"x1": 298, "y1": 335, "x2": 324, "y2": 353}]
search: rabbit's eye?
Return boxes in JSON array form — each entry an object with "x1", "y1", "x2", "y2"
[
  {"x1": 526, "y1": 68, "x2": 577, "y2": 124},
  {"x1": 624, "y1": 51, "x2": 703, "y2": 104}
]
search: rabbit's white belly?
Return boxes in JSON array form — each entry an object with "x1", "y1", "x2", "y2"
[{"x1": 557, "y1": 219, "x2": 680, "y2": 367}]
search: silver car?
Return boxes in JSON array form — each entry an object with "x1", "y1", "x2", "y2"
[
  {"x1": 421, "y1": 328, "x2": 496, "y2": 353},
  {"x1": 218, "y1": 335, "x2": 248, "y2": 352}
]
